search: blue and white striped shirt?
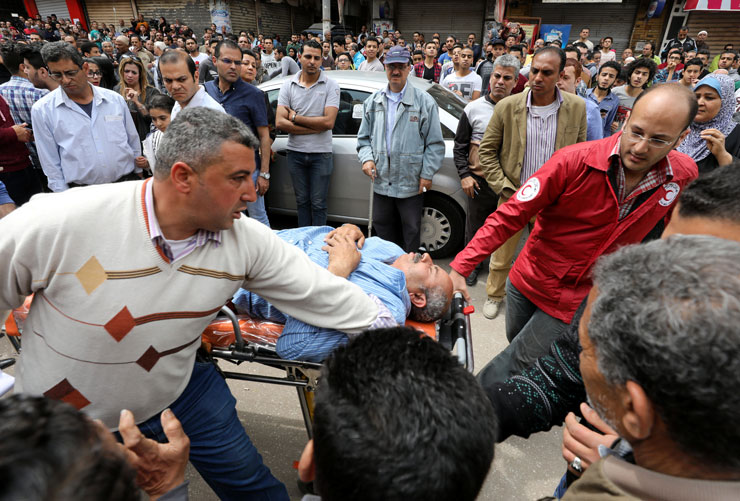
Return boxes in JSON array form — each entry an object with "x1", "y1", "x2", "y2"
[
  {"x1": 232, "y1": 226, "x2": 409, "y2": 362},
  {"x1": 521, "y1": 88, "x2": 563, "y2": 183},
  {"x1": 0, "y1": 76, "x2": 48, "y2": 168}
]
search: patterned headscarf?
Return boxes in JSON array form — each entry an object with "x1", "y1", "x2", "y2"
[{"x1": 677, "y1": 74, "x2": 738, "y2": 162}]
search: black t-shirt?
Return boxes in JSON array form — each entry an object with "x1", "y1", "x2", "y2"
[
  {"x1": 423, "y1": 64, "x2": 435, "y2": 81},
  {"x1": 75, "y1": 100, "x2": 94, "y2": 117}
]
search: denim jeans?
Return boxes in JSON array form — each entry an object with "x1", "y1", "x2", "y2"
[
  {"x1": 133, "y1": 361, "x2": 289, "y2": 501},
  {"x1": 476, "y1": 279, "x2": 569, "y2": 385},
  {"x1": 286, "y1": 150, "x2": 333, "y2": 226},
  {"x1": 247, "y1": 168, "x2": 271, "y2": 227}
]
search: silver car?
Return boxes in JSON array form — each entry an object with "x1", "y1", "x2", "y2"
[{"x1": 260, "y1": 71, "x2": 467, "y2": 257}]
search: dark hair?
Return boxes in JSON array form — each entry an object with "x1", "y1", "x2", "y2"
[
  {"x1": 684, "y1": 57, "x2": 704, "y2": 71},
  {"x1": 22, "y1": 42, "x2": 45, "y2": 70},
  {"x1": 79, "y1": 41, "x2": 97, "y2": 55},
  {"x1": 599, "y1": 60, "x2": 622, "y2": 76},
  {"x1": 697, "y1": 47, "x2": 711, "y2": 58},
  {"x1": 0, "y1": 395, "x2": 139, "y2": 501},
  {"x1": 534, "y1": 46, "x2": 566, "y2": 72},
  {"x1": 300, "y1": 39, "x2": 322, "y2": 54},
  {"x1": 275, "y1": 46, "x2": 286, "y2": 57},
  {"x1": 365, "y1": 36, "x2": 379, "y2": 47},
  {"x1": 313, "y1": 328, "x2": 497, "y2": 501},
  {"x1": 147, "y1": 93, "x2": 175, "y2": 113},
  {"x1": 678, "y1": 163, "x2": 740, "y2": 222},
  {"x1": 721, "y1": 50, "x2": 739, "y2": 61},
  {"x1": 625, "y1": 57, "x2": 657, "y2": 88},
  {"x1": 89, "y1": 56, "x2": 116, "y2": 89},
  {"x1": 214, "y1": 39, "x2": 239, "y2": 58},
  {"x1": 332, "y1": 36, "x2": 345, "y2": 46},
  {"x1": 241, "y1": 48, "x2": 256, "y2": 59},
  {"x1": 602, "y1": 36, "x2": 613, "y2": 42},
  {"x1": 412, "y1": 49, "x2": 423, "y2": 57},
  {"x1": 508, "y1": 44, "x2": 525, "y2": 56},
  {"x1": 573, "y1": 41, "x2": 588, "y2": 51},
  {"x1": 632, "y1": 81, "x2": 698, "y2": 129},
  {"x1": 159, "y1": 49, "x2": 196, "y2": 78},
  {"x1": 0, "y1": 42, "x2": 25, "y2": 74}
]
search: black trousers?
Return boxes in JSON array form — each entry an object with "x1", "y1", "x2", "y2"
[
  {"x1": 464, "y1": 173, "x2": 499, "y2": 244},
  {"x1": 372, "y1": 192, "x2": 424, "y2": 252},
  {"x1": 0, "y1": 167, "x2": 42, "y2": 206}
]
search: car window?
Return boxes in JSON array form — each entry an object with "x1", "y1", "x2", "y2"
[
  {"x1": 426, "y1": 84, "x2": 465, "y2": 121},
  {"x1": 267, "y1": 88, "x2": 281, "y2": 134},
  {"x1": 333, "y1": 89, "x2": 371, "y2": 136}
]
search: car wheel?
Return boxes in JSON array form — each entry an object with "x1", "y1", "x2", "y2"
[{"x1": 421, "y1": 192, "x2": 465, "y2": 259}]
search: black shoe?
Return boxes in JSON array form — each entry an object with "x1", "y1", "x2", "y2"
[{"x1": 465, "y1": 267, "x2": 480, "y2": 286}]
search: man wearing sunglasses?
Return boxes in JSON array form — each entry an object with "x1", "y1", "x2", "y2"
[
  {"x1": 30, "y1": 42, "x2": 140, "y2": 192},
  {"x1": 205, "y1": 40, "x2": 271, "y2": 227},
  {"x1": 450, "y1": 83, "x2": 700, "y2": 384}
]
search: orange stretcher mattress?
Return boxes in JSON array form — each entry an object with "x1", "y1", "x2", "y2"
[{"x1": 201, "y1": 315, "x2": 438, "y2": 349}]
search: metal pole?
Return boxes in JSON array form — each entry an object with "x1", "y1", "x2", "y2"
[{"x1": 322, "y1": 0, "x2": 331, "y2": 42}]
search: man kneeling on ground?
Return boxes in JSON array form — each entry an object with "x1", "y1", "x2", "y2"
[{"x1": 232, "y1": 224, "x2": 454, "y2": 361}]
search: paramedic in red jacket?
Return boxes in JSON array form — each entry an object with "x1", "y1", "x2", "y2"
[{"x1": 450, "y1": 83, "x2": 699, "y2": 382}]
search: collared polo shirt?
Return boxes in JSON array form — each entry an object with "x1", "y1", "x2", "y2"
[
  {"x1": 585, "y1": 88, "x2": 620, "y2": 138},
  {"x1": 277, "y1": 70, "x2": 340, "y2": 153}
]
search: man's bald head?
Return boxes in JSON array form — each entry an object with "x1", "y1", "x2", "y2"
[
  {"x1": 115, "y1": 35, "x2": 130, "y2": 45},
  {"x1": 632, "y1": 83, "x2": 698, "y2": 130}
]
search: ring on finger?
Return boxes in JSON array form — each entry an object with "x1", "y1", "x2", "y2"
[{"x1": 570, "y1": 456, "x2": 583, "y2": 473}]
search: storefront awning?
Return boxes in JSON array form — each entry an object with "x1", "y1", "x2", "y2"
[{"x1": 684, "y1": 0, "x2": 740, "y2": 11}]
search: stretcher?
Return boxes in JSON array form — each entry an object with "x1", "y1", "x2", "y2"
[{"x1": 3, "y1": 293, "x2": 474, "y2": 437}]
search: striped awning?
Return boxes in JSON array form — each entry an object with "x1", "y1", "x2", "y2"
[{"x1": 684, "y1": 0, "x2": 740, "y2": 10}]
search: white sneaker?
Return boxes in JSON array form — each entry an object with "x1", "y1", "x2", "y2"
[{"x1": 483, "y1": 299, "x2": 502, "y2": 319}]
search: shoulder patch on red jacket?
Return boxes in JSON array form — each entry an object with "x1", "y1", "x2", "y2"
[
  {"x1": 659, "y1": 182, "x2": 680, "y2": 207},
  {"x1": 517, "y1": 177, "x2": 540, "y2": 202}
]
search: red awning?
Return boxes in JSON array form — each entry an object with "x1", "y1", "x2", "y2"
[{"x1": 684, "y1": 0, "x2": 740, "y2": 10}]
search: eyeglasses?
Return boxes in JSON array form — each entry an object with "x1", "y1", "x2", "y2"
[
  {"x1": 86, "y1": 71, "x2": 102, "y2": 77},
  {"x1": 625, "y1": 129, "x2": 677, "y2": 148},
  {"x1": 49, "y1": 68, "x2": 81, "y2": 80},
  {"x1": 121, "y1": 55, "x2": 141, "y2": 63},
  {"x1": 218, "y1": 57, "x2": 242, "y2": 67}
]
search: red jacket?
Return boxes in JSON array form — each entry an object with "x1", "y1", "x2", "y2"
[
  {"x1": 0, "y1": 95, "x2": 31, "y2": 173},
  {"x1": 451, "y1": 133, "x2": 698, "y2": 323}
]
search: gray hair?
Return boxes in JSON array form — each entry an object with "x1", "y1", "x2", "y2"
[
  {"x1": 155, "y1": 107, "x2": 260, "y2": 178},
  {"x1": 410, "y1": 285, "x2": 451, "y2": 323},
  {"x1": 41, "y1": 41, "x2": 83, "y2": 67},
  {"x1": 493, "y1": 54, "x2": 521, "y2": 74},
  {"x1": 589, "y1": 235, "x2": 740, "y2": 469}
]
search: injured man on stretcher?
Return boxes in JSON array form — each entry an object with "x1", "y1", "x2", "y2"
[{"x1": 232, "y1": 224, "x2": 454, "y2": 362}]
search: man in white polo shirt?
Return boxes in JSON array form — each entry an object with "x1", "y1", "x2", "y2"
[{"x1": 159, "y1": 50, "x2": 224, "y2": 119}]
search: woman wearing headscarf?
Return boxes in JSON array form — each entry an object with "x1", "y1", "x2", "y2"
[{"x1": 678, "y1": 73, "x2": 740, "y2": 174}]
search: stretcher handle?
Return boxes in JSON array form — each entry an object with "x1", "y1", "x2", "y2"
[{"x1": 220, "y1": 305, "x2": 245, "y2": 351}]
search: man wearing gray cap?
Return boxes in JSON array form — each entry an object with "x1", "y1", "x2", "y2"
[{"x1": 357, "y1": 45, "x2": 445, "y2": 251}]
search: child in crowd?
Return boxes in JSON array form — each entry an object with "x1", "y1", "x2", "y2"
[{"x1": 137, "y1": 94, "x2": 175, "y2": 176}]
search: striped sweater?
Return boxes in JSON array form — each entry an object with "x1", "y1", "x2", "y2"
[{"x1": 0, "y1": 181, "x2": 378, "y2": 428}]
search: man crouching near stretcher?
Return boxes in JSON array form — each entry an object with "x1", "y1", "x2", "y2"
[
  {"x1": 0, "y1": 108, "x2": 394, "y2": 500},
  {"x1": 232, "y1": 224, "x2": 454, "y2": 361}
]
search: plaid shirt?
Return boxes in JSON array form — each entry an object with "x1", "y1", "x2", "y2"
[
  {"x1": 0, "y1": 76, "x2": 48, "y2": 126},
  {"x1": 414, "y1": 61, "x2": 441, "y2": 83},
  {"x1": 610, "y1": 141, "x2": 673, "y2": 220},
  {"x1": 0, "y1": 76, "x2": 48, "y2": 168}
]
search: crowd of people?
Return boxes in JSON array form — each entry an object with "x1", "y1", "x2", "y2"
[{"x1": 1, "y1": 10, "x2": 740, "y2": 501}]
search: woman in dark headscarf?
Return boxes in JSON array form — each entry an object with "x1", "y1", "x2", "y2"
[{"x1": 677, "y1": 73, "x2": 740, "y2": 174}]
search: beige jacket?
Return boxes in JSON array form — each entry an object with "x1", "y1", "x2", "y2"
[{"x1": 479, "y1": 89, "x2": 587, "y2": 198}]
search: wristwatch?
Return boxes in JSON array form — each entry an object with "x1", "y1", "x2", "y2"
[
  {"x1": 259, "y1": 172, "x2": 271, "y2": 180},
  {"x1": 290, "y1": 112, "x2": 297, "y2": 123}
]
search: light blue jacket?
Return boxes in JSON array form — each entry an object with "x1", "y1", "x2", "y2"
[{"x1": 356, "y1": 83, "x2": 445, "y2": 198}]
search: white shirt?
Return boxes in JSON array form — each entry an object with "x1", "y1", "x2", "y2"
[
  {"x1": 170, "y1": 85, "x2": 225, "y2": 120},
  {"x1": 190, "y1": 52, "x2": 209, "y2": 67},
  {"x1": 31, "y1": 84, "x2": 141, "y2": 192}
]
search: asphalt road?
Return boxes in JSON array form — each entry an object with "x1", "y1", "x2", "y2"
[{"x1": 0, "y1": 242, "x2": 568, "y2": 501}]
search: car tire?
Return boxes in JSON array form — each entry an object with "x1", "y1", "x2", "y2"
[{"x1": 421, "y1": 192, "x2": 465, "y2": 259}]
